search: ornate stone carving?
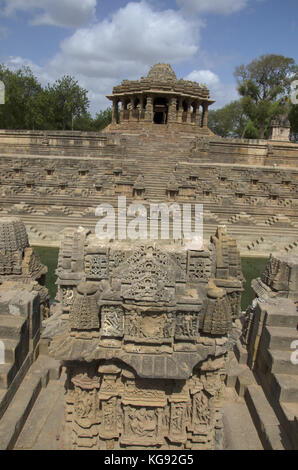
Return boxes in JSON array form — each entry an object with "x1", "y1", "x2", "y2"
[
  {"x1": 101, "y1": 305, "x2": 124, "y2": 337},
  {"x1": 70, "y1": 282, "x2": 99, "y2": 330},
  {"x1": 174, "y1": 312, "x2": 199, "y2": 340},
  {"x1": 50, "y1": 227, "x2": 244, "y2": 449},
  {"x1": 86, "y1": 254, "x2": 109, "y2": 280}
]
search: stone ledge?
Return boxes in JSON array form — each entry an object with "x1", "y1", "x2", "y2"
[{"x1": 0, "y1": 355, "x2": 61, "y2": 450}]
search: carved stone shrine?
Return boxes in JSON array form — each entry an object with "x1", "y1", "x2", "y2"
[{"x1": 48, "y1": 225, "x2": 243, "y2": 449}]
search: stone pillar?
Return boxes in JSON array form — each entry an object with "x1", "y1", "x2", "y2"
[
  {"x1": 177, "y1": 98, "x2": 183, "y2": 123},
  {"x1": 202, "y1": 102, "x2": 209, "y2": 128},
  {"x1": 140, "y1": 95, "x2": 144, "y2": 120},
  {"x1": 144, "y1": 95, "x2": 153, "y2": 122},
  {"x1": 119, "y1": 98, "x2": 125, "y2": 123},
  {"x1": 168, "y1": 97, "x2": 177, "y2": 123},
  {"x1": 112, "y1": 98, "x2": 118, "y2": 124},
  {"x1": 128, "y1": 96, "x2": 134, "y2": 121},
  {"x1": 195, "y1": 101, "x2": 200, "y2": 126},
  {"x1": 186, "y1": 100, "x2": 192, "y2": 124}
]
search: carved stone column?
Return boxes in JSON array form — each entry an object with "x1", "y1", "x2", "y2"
[
  {"x1": 119, "y1": 98, "x2": 125, "y2": 123},
  {"x1": 186, "y1": 100, "x2": 192, "y2": 124},
  {"x1": 177, "y1": 98, "x2": 183, "y2": 123},
  {"x1": 202, "y1": 102, "x2": 209, "y2": 128},
  {"x1": 168, "y1": 96, "x2": 177, "y2": 123},
  {"x1": 144, "y1": 95, "x2": 153, "y2": 122},
  {"x1": 195, "y1": 101, "x2": 201, "y2": 126},
  {"x1": 140, "y1": 95, "x2": 145, "y2": 120},
  {"x1": 112, "y1": 98, "x2": 118, "y2": 124}
]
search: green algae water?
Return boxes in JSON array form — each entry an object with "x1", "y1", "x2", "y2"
[
  {"x1": 33, "y1": 246, "x2": 59, "y2": 301},
  {"x1": 32, "y1": 246, "x2": 268, "y2": 309},
  {"x1": 241, "y1": 257, "x2": 268, "y2": 310}
]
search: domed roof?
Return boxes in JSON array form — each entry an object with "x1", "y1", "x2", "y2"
[
  {"x1": 0, "y1": 217, "x2": 29, "y2": 253},
  {"x1": 146, "y1": 63, "x2": 177, "y2": 82}
]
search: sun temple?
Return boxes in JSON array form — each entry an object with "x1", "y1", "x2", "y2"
[
  {"x1": 106, "y1": 63, "x2": 214, "y2": 132},
  {"x1": 0, "y1": 63, "x2": 297, "y2": 450}
]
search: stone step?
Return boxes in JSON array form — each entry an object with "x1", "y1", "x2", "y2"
[
  {"x1": 0, "y1": 363, "x2": 16, "y2": 389},
  {"x1": 272, "y1": 374, "x2": 298, "y2": 403},
  {"x1": 235, "y1": 368, "x2": 255, "y2": 397},
  {"x1": 0, "y1": 315, "x2": 26, "y2": 340},
  {"x1": 244, "y1": 384, "x2": 290, "y2": 449},
  {"x1": 15, "y1": 374, "x2": 65, "y2": 450},
  {"x1": 225, "y1": 354, "x2": 247, "y2": 388},
  {"x1": 278, "y1": 402, "x2": 298, "y2": 448},
  {"x1": 0, "y1": 355, "x2": 61, "y2": 450},
  {"x1": 2, "y1": 338, "x2": 20, "y2": 364},
  {"x1": 265, "y1": 308, "x2": 298, "y2": 329},
  {"x1": 234, "y1": 340, "x2": 248, "y2": 365},
  {"x1": 263, "y1": 326, "x2": 298, "y2": 351},
  {"x1": 222, "y1": 388, "x2": 263, "y2": 450},
  {"x1": 265, "y1": 349, "x2": 298, "y2": 375}
]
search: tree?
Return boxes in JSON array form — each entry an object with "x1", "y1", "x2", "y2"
[
  {"x1": 234, "y1": 54, "x2": 298, "y2": 138},
  {"x1": 0, "y1": 65, "x2": 43, "y2": 129},
  {"x1": 208, "y1": 100, "x2": 248, "y2": 138},
  {"x1": 289, "y1": 104, "x2": 298, "y2": 142},
  {"x1": 46, "y1": 75, "x2": 90, "y2": 130},
  {"x1": 73, "y1": 112, "x2": 96, "y2": 131},
  {"x1": 93, "y1": 107, "x2": 112, "y2": 131}
]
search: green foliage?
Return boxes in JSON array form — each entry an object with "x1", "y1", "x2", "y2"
[
  {"x1": 93, "y1": 108, "x2": 112, "y2": 131},
  {"x1": 234, "y1": 54, "x2": 298, "y2": 138},
  {"x1": 208, "y1": 100, "x2": 248, "y2": 138},
  {"x1": 243, "y1": 120, "x2": 259, "y2": 139},
  {"x1": 0, "y1": 64, "x2": 42, "y2": 129},
  {"x1": 0, "y1": 63, "x2": 111, "y2": 131},
  {"x1": 289, "y1": 104, "x2": 298, "y2": 142},
  {"x1": 46, "y1": 75, "x2": 89, "y2": 130}
]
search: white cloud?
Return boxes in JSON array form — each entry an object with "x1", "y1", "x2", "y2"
[
  {"x1": 48, "y1": 1, "x2": 201, "y2": 112},
  {"x1": 4, "y1": 2, "x2": 202, "y2": 114},
  {"x1": 1, "y1": 0, "x2": 97, "y2": 28},
  {"x1": 177, "y1": 0, "x2": 249, "y2": 15},
  {"x1": 185, "y1": 69, "x2": 238, "y2": 108}
]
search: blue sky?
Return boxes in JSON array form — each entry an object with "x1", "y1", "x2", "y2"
[{"x1": 0, "y1": 0, "x2": 297, "y2": 114}]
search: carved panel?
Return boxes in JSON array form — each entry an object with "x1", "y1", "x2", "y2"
[
  {"x1": 86, "y1": 254, "x2": 109, "y2": 280},
  {"x1": 174, "y1": 312, "x2": 199, "y2": 340},
  {"x1": 169, "y1": 402, "x2": 187, "y2": 442},
  {"x1": 101, "y1": 305, "x2": 124, "y2": 337},
  {"x1": 121, "y1": 405, "x2": 163, "y2": 446}
]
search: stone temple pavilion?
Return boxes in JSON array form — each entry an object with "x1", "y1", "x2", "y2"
[{"x1": 106, "y1": 63, "x2": 215, "y2": 133}]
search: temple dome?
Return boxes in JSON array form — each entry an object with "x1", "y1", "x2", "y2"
[
  {"x1": 0, "y1": 217, "x2": 29, "y2": 253},
  {"x1": 146, "y1": 63, "x2": 177, "y2": 82}
]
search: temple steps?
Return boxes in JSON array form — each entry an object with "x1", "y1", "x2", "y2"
[
  {"x1": 0, "y1": 355, "x2": 61, "y2": 450},
  {"x1": 263, "y1": 349, "x2": 297, "y2": 375},
  {"x1": 269, "y1": 373, "x2": 298, "y2": 403},
  {"x1": 244, "y1": 384, "x2": 292, "y2": 450},
  {"x1": 262, "y1": 326, "x2": 298, "y2": 351},
  {"x1": 2, "y1": 338, "x2": 21, "y2": 364},
  {"x1": 265, "y1": 308, "x2": 298, "y2": 329},
  {"x1": 0, "y1": 315, "x2": 29, "y2": 390},
  {"x1": 0, "y1": 363, "x2": 16, "y2": 389},
  {"x1": 14, "y1": 372, "x2": 65, "y2": 450},
  {"x1": 0, "y1": 315, "x2": 26, "y2": 339}
]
